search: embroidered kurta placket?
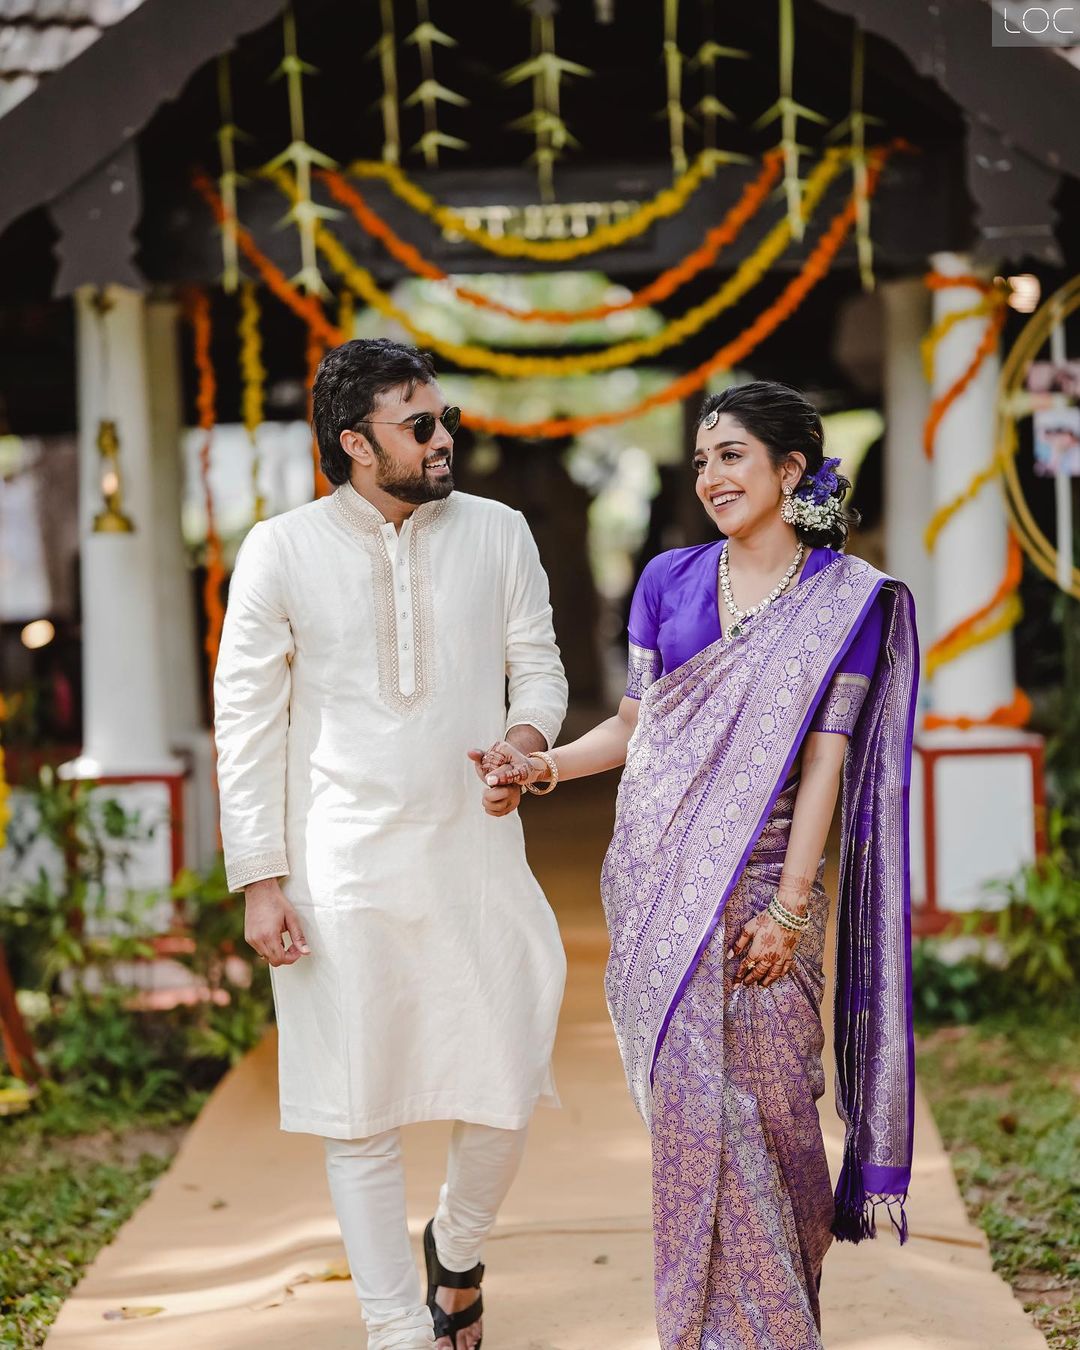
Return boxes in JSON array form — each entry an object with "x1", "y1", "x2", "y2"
[{"x1": 382, "y1": 516, "x2": 417, "y2": 699}]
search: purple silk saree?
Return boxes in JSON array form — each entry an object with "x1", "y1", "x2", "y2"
[{"x1": 601, "y1": 549, "x2": 919, "y2": 1347}]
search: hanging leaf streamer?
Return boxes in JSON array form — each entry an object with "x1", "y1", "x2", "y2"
[
  {"x1": 663, "y1": 0, "x2": 687, "y2": 176},
  {"x1": 827, "y1": 25, "x2": 885, "y2": 291},
  {"x1": 263, "y1": 5, "x2": 339, "y2": 296},
  {"x1": 216, "y1": 55, "x2": 248, "y2": 294},
  {"x1": 405, "y1": 0, "x2": 469, "y2": 166},
  {"x1": 690, "y1": 0, "x2": 748, "y2": 153},
  {"x1": 370, "y1": 0, "x2": 402, "y2": 165},
  {"x1": 502, "y1": 3, "x2": 591, "y2": 201},
  {"x1": 753, "y1": 0, "x2": 828, "y2": 242}
]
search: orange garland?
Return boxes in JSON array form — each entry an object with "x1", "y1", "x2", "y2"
[
  {"x1": 924, "y1": 688, "x2": 1032, "y2": 732},
  {"x1": 459, "y1": 149, "x2": 889, "y2": 437},
  {"x1": 316, "y1": 150, "x2": 784, "y2": 324},
  {"x1": 183, "y1": 286, "x2": 227, "y2": 694},
  {"x1": 922, "y1": 275, "x2": 1008, "y2": 458},
  {"x1": 924, "y1": 530, "x2": 1023, "y2": 665},
  {"x1": 192, "y1": 145, "x2": 892, "y2": 439},
  {"x1": 192, "y1": 170, "x2": 342, "y2": 349},
  {"x1": 306, "y1": 330, "x2": 331, "y2": 498}
]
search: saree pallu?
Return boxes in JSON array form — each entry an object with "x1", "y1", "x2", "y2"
[{"x1": 600, "y1": 554, "x2": 919, "y2": 1348}]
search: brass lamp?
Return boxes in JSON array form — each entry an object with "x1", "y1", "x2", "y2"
[{"x1": 92, "y1": 418, "x2": 134, "y2": 533}]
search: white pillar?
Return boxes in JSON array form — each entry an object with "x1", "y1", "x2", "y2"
[
  {"x1": 66, "y1": 285, "x2": 182, "y2": 778},
  {"x1": 881, "y1": 277, "x2": 933, "y2": 630},
  {"x1": 926, "y1": 252, "x2": 1014, "y2": 720},
  {"x1": 911, "y1": 253, "x2": 1040, "y2": 919}
]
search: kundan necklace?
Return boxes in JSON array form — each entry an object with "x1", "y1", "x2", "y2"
[{"x1": 718, "y1": 541, "x2": 804, "y2": 639}]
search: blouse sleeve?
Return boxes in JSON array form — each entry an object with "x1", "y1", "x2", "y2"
[
  {"x1": 214, "y1": 521, "x2": 295, "y2": 893},
  {"x1": 809, "y1": 592, "x2": 883, "y2": 737},
  {"x1": 625, "y1": 554, "x2": 666, "y2": 700}
]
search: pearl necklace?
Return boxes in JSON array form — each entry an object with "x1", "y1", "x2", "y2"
[{"x1": 718, "y1": 541, "x2": 804, "y2": 638}]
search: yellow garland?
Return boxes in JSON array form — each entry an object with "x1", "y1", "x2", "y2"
[
  {"x1": 338, "y1": 285, "x2": 356, "y2": 337},
  {"x1": 238, "y1": 281, "x2": 267, "y2": 523},
  {"x1": 920, "y1": 295, "x2": 999, "y2": 384},
  {"x1": 924, "y1": 449, "x2": 1010, "y2": 553},
  {"x1": 924, "y1": 593, "x2": 1023, "y2": 679},
  {"x1": 347, "y1": 148, "x2": 729, "y2": 262},
  {"x1": 269, "y1": 149, "x2": 847, "y2": 379}
]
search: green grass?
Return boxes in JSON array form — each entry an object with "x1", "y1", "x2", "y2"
[
  {"x1": 0, "y1": 1092, "x2": 204, "y2": 1349},
  {"x1": 917, "y1": 1003, "x2": 1080, "y2": 1350}
]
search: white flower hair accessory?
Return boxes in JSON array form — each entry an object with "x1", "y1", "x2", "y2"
[{"x1": 790, "y1": 456, "x2": 845, "y2": 531}]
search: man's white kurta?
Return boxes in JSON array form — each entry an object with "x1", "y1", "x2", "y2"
[{"x1": 214, "y1": 485, "x2": 568, "y2": 1139}]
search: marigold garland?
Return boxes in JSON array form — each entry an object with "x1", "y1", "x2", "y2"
[
  {"x1": 922, "y1": 274, "x2": 1008, "y2": 459},
  {"x1": 923, "y1": 449, "x2": 1009, "y2": 552},
  {"x1": 184, "y1": 287, "x2": 227, "y2": 694},
  {"x1": 463, "y1": 149, "x2": 889, "y2": 436},
  {"x1": 192, "y1": 170, "x2": 341, "y2": 347},
  {"x1": 317, "y1": 149, "x2": 783, "y2": 324},
  {"x1": 238, "y1": 281, "x2": 267, "y2": 522},
  {"x1": 923, "y1": 686, "x2": 1032, "y2": 733},
  {"x1": 307, "y1": 329, "x2": 331, "y2": 498},
  {"x1": 920, "y1": 296, "x2": 1000, "y2": 384},
  {"x1": 270, "y1": 148, "x2": 850, "y2": 378},
  {"x1": 346, "y1": 147, "x2": 729, "y2": 262},
  {"x1": 194, "y1": 147, "x2": 890, "y2": 439},
  {"x1": 924, "y1": 531, "x2": 1023, "y2": 679}
]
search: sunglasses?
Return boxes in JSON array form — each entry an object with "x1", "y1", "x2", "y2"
[{"x1": 363, "y1": 406, "x2": 461, "y2": 445}]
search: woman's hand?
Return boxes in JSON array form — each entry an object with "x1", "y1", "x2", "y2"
[
  {"x1": 730, "y1": 909, "x2": 800, "y2": 987},
  {"x1": 467, "y1": 741, "x2": 540, "y2": 788}
]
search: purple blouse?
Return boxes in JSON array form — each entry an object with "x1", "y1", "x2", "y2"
[{"x1": 625, "y1": 542, "x2": 883, "y2": 736}]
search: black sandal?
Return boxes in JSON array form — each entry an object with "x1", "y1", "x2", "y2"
[{"x1": 423, "y1": 1218, "x2": 484, "y2": 1348}]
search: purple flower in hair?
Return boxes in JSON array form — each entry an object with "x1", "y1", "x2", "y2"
[{"x1": 798, "y1": 456, "x2": 842, "y2": 505}]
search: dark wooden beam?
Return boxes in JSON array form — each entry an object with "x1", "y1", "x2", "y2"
[
  {"x1": 817, "y1": 0, "x2": 1074, "y2": 263},
  {"x1": 0, "y1": 0, "x2": 321, "y2": 239}
]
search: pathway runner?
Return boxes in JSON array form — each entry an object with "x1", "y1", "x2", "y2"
[{"x1": 45, "y1": 780, "x2": 1046, "y2": 1350}]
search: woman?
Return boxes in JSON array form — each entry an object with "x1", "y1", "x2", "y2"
[{"x1": 477, "y1": 381, "x2": 918, "y2": 1349}]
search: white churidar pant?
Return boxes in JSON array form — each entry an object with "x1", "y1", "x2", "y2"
[{"x1": 323, "y1": 1122, "x2": 528, "y2": 1349}]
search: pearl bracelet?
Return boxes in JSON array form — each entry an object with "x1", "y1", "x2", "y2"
[
  {"x1": 524, "y1": 750, "x2": 559, "y2": 796},
  {"x1": 767, "y1": 895, "x2": 810, "y2": 932}
]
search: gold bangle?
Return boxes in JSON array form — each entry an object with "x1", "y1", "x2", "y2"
[{"x1": 524, "y1": 750, "x2": 559, "y2": 795}]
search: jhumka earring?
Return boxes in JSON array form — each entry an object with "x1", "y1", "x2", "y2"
[{"x1": 780, "y1": 484, "x2": 796, "y2": 525}]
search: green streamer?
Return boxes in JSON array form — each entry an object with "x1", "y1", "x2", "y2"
[
  {"x1": 752, "y1": 0, "x2": 828, "y2": 242},
  {"x1": 405, "y1": 0, "x2": 469, "y2": 166},
  {"x1": 263, "y1": 5, "x2": 338, "y2": 296},
  {"x1": 828, "y1": 25, "x2": 883, "y2": 291}
]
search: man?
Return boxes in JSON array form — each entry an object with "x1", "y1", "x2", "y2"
[{"x1": 214, "y1": 338, "x2": 568, "y2": 1350}]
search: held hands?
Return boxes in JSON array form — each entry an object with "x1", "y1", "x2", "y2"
[
  {"x1": 466, "y1": 741, "x2": 530, "y2": 817},
  {"x1": 244, "y1": 877, "x2": 311, "y2": 967}
]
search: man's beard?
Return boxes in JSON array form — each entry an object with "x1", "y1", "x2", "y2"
[{"x1": 371, "y1": 435, "x2": 454, "y2": 505}]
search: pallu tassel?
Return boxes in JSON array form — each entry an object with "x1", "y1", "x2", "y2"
[
  {"x1": 868, "y1": 1192, "x2": 910, "y2": 1245},
  {"x1": 831, "y1": 1140, "x2": 875, "y2": 1243},
  {"x1": 832, "y1": 1140, "x2": 909, "y2": 1244}
]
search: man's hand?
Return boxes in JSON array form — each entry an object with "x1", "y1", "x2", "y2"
[
  {"x1": 467, "y1": 748, "x2": 524, "y2": 817},
  {"x1": 244, "y1": 878, "x2": 311, "y2": 966}
]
